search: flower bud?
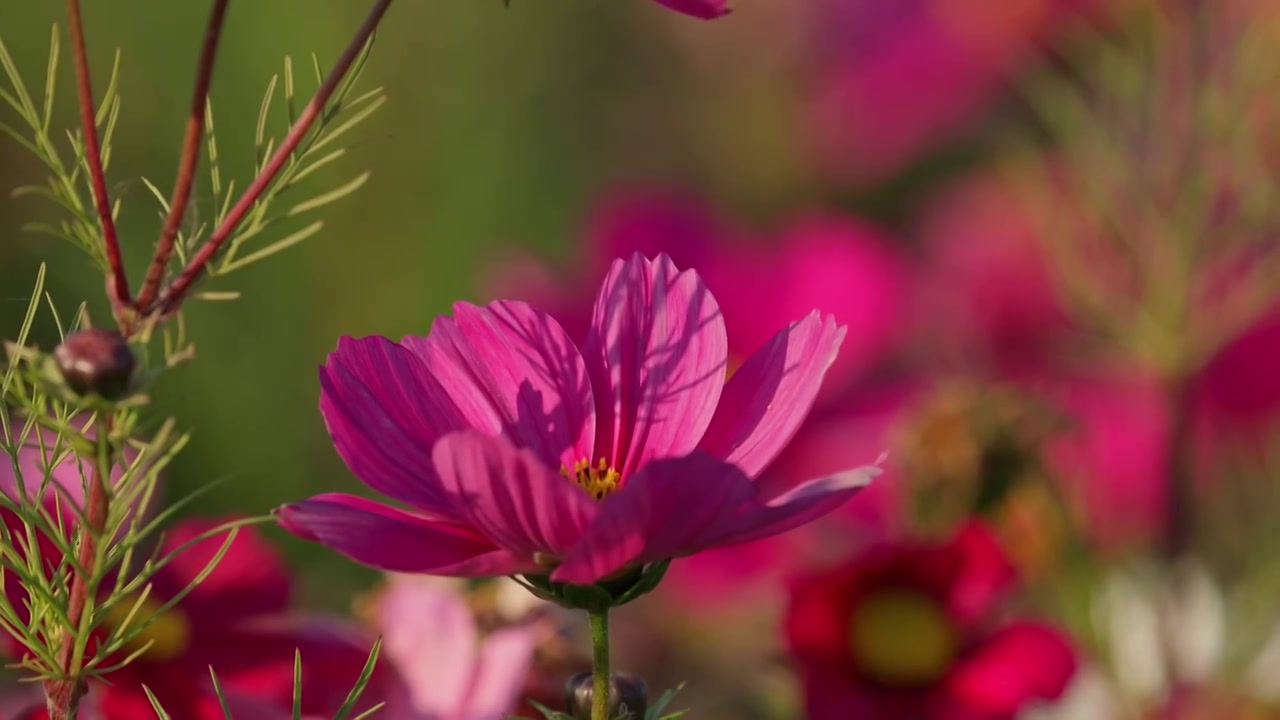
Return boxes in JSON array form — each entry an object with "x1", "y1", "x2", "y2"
[
  {"x1": 565, "y1": 671, "x2": 648, "y2": 720},
  {"x1": 53, "y1": 328, "x2": 135, "y2": 399}
]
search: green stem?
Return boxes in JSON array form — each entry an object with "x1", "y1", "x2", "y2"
[{"x1": 589, "y1": 608, "x2": 610, "y2": 720}]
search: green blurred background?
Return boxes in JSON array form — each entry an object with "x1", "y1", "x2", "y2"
[{"x1": 0, "y1": 0, "x2": 758, "y2": 606}]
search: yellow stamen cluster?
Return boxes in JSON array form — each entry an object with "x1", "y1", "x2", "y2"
[
  {"x1": 849, "y1": 588, "x2": 957, "y2": 686},
  {"x1": 561, "y1": 457, "x2": 620, "y2": 501}
]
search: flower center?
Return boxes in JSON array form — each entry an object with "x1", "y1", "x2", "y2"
[
  {"x1": 561, "y1": 458, "x2": 620, "y2": 501},
  {"x1": 848, "y1": 587, "x2": 958, "y2": 687},
  {"x1": 100, "y1": 594, "x2": 190, "y2": 661}
]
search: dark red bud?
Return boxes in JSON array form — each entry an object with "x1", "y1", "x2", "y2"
[
  {"x1": 53, "y1": 328, "x2": 135, "y2": 399},
  {"x1": 565, "y1": 671, "x2": 648, "y2": 720}
]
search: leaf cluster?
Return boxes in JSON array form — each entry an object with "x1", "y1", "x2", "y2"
[{"x1": 1012, "y1": 4, "x2": 1280, "y2": 375}]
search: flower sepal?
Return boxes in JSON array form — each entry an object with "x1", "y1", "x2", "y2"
[
  {"x1": 522, "y1": 678, "x2": 688, "y2": 720},
  {"x1": 4, "y1": 332, "x2": 156, "y2": 411},
  {"x1": 518, "y1": 560, "x2": 671, "y2": 612}
]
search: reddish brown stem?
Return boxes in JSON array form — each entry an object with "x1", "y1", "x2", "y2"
[
  {"x1": 150, "y1": 0, "x2": 393, "y2": 318},
  {"x1": 133, "y1": 0, "x2": 232, "y2": 312},
  {"x1": 43, "y1": 419, "x2": 112, "y2": 720},
  {"x1": 66, "y1": 0, "x2": 131, "y2": 319}
]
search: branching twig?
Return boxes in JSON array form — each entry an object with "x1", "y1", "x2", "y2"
[
  {"x1": 134, "y1": 0, "x2": 232, "y2": 312},
  {"x1": 65, "y1": 0, "x2": 130, "y2": 319},
  {"x1": 150, "y1": 0, "x2": 393, "y2": 318}
]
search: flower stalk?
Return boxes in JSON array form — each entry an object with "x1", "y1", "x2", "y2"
[
  {"x1": 43, "y1": 414, "x2": 114, "y2": 720},
  {"x1": 589, "y1": 608, "x2": 611, "y2": 720},
  {"x1": 65, "y1": 0, "x2": 130, "y2": 321},
  {"x1": 134, "y1": 0, "x2": 232, "y2": 312}
]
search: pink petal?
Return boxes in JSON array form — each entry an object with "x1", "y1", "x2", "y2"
[
  {"x1": 432, "y1": 431, "x2": 599, "y2": 561},
  {"x1": 582, "y1": 253, "x2": 728, "y2": 476},
  {"x1": 698, "y1": 312, "x2": 847, "y2": 477},
  {"x1": 275, "y1": 493, "x2": 531, "y2": 576},
  {"x1": 370, "y1": 577, "x2": 480, "y2": 717},
  {"x1": 942, "y1": 622, "x2": 1078, "y2": 715},
  {"x1": 464, "y1": 624, "x2": 539, "y2": 719},
  {"x1": 320, "y1": 335, "x2": 470, "y2": 517},
  {"x1": 650, "y1": 0, "x2": 731, "y2": 19},
  {"x1": 402, "y1": 301, "x2": 595, "y2": 471},
  {"x1": 551, "y1": 453, "x2": 757, "y2": 584},
  {"x1": 940, "y1": 522, "x2": 1020, "y2": 626},
  {"x1": 153, "y1": 518, "x2": 291, "y2": 623},
  {"x1": 709, "y1": 463, "x2": 881, "y2": 547}
]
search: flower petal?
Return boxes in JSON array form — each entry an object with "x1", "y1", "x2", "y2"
[
  {"x1": 582, "y1": 253, "x2": 728, "y2": 476},
  {"x1": 465, "y1": 625, "x2": 539, "y2": 719},
  {"x1": 275, "y1": 493, "x2": 531, "y2": 576},
  {"x1": 650, "y1": 0, "x2": 731, "y2": 19},
  {"x1": 320, "y1": 335, "x2": 470, "y2": 517},
  {"x1": 698, "y1": 312, "x2": 847, "y2": 477},
  {"x1": 551, "y1": 453, "x2": 755, "y2": 584},
  {"x1": 433, "y1": 431, "x2": 598, "y2": 561},
  {"x1": 402, "y1": 301, "x2": 596, "y2": 470},
  {"x1": 152, "y1": 518, "x2": 291, "y2": 624},
  {"x1": 368, "y1": 576, "x2": 479, "y2": 717},
  {"x1": 941, "y1": 622, "x2": 1078, "y2": 715},
  {"x1": 708, "y1": 463, "x2": 881, "y2": 548}
]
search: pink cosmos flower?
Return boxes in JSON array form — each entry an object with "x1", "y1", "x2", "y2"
[
  {"x1": 786, "y1": 523, "x2": 1078, "y2": 720},
  {"x1": 485, "y1": 190, "x2": 911, "y2": 605},
  {"x1": 367, "y1": 576, "x2": 539, "y2": 720},
  {"x1": 804, "y1": 0, "x2": 1101, "y2": 184},
  {"x1": 277, "y1": 252, "x2": 879, "y2": 586}
]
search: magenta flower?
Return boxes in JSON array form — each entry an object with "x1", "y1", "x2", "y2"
[
  {"x1": 485, "y1": 191, "x2": 911, "y2": 605},
  {"x1": 805, "y1": 0, "x2": 1100, "y2": 185},
  {"x1": 278, "y1": 253, "x2": 879, "y2": 587}
]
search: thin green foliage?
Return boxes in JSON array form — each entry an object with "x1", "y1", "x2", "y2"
[
  {"x1": 213, "y1": 39, "x2": 383, "y2": 275},
  {"x1": 1014, "y1": 5, "x2": 1280, "y2": 376},
  {"x1": 129, "y1": 35, "x2": 384, "y2": 286},
  {"x1": 333, "y1": 636, "x2": 385, "y2": 720},
  {"x1": 0, "y1": 26, "x2": 122, "y2": 265},
  {"x1": 137, "y1": 641, "x2": 387, "y2": 719}
]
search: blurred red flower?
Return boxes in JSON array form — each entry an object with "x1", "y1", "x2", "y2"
[{"x1": 785, "y1": 523, "x2": 1077, "y2": 720}]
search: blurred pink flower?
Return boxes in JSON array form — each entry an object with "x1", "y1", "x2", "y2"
[
  {"x1": 279, "y1": 252, "x2": 879, "y2": 586},
  {"x1": 804, "y1": 0, "x2": 1090, "y2": 184},
  {"x1": 488, "y1": 190, "x2": 910, "y2": 396},
  {"x1": 786, "y1": 523, "x2": 1078, "y2": 720},
  {"x1": 368, "y1": 577, "x2": 537, "y2": 720},
  {"x1": 913, "y1": 172, "x2": 1074, "y2": 373}
]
